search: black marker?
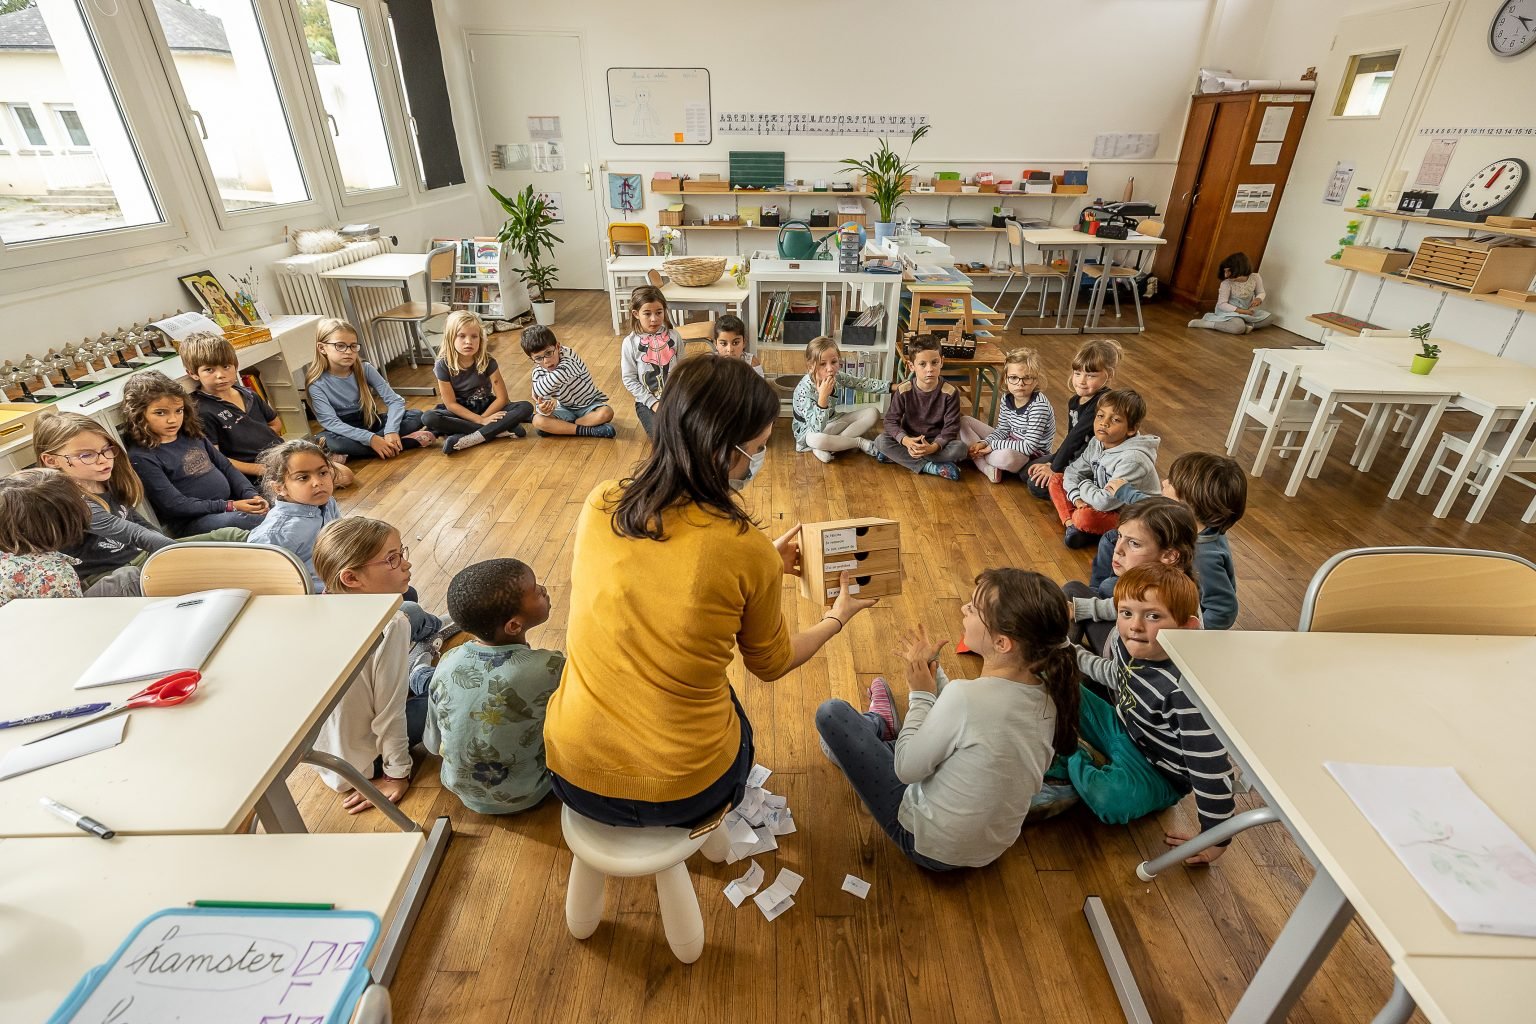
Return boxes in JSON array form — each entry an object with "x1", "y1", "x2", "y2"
[{"x1": 40, "y1": 796, "x2": 115, "y2": 839}]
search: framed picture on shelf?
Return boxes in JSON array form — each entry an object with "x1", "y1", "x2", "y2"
[{"x1": 176, "y1": 270, "x2": 249, "y2": 329}]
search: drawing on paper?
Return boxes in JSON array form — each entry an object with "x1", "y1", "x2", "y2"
[{"x1": 608, "y1": 173, "x2": 643, "y2": 214}]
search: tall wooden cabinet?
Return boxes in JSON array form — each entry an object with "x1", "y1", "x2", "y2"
[{"x1": 1154, "y1": 90, "x2": 1313, "y2": 307}]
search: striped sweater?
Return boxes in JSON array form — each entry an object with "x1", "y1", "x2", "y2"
[
  {"x1": 531, "y1": 349, "x2": 608, "y2": 409},
  {"x1": 1077, "y1": 635, "x2": 1235, "y2": 835},
  {"x1": 984, "y1": 389, "x2": 1056, "y2": 456}
]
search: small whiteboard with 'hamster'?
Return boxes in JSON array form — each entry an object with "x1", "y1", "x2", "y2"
[
  {"x1": 47, "y1": 908, "x2": 379, "y2": 1024},
  {"x1": 607, "y1": 67, "x2": 711, "y2": 145}
]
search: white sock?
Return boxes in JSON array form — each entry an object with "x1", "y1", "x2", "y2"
[
  {"x1": 813, "y1": 449, "x2": 835, "y2": 463},
  {"x1": 453, "y1": 432, "x2": 486, "y2": 451}
]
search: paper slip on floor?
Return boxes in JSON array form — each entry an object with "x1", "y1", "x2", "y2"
[
  {"x1": 841, "y1": 874, "x2": 872, "y2": 899},
  {"x1": 0, "y1": 715, "x2": 128, "y2": 781},
  {"x1": 1326, "y1": 762, "x2": 1536, "y2": 937},
  {"x1": 723, "y1": 764, "x2": 796, "y2": 863},
  {"x1": 752, "y1": 869, "x2": 803, "y2": 921}
]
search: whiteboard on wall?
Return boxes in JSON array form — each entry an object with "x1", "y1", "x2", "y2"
[{"x1": 607, "y1": 67, "x2": 712, "y2": 145}]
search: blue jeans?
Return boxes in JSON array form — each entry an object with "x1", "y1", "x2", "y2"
[
  {"x1": 1090, "y1": 530, "x2": 1119, "y2": 593},
  {"x1": 175, "y1": 509, "x2": 266, "y2": 536},
  {"x1": 318, "y1": 410, "x2": 428, "y2": 459},
  {"x1": 553, "y1": 400, "x2": 610, "y2": 422},
  {"x1": 814, "y1": 698, "x2": 959, "y2": 872}
]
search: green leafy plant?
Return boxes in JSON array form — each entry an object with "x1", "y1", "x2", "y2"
[
  {"x1": 1410, "y1": 322, "x2": 1439, "y2": 358},
  {"x1": 840, "y1": 125, "x2": 931, "y2": 223},
  {"x1": 489, "y1": 185, "x2": 562, "y2": 303}
]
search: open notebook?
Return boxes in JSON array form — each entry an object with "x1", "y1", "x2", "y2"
[{"x1": 75, "y1": 589, "x2": 251, "y2": 689}]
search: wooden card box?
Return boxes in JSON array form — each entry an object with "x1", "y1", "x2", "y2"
[
  {"x1": 1338, "y1": 245, "x2": 1412, "y2": 275},
  {"x1": 799, "y1": 517, "x2": 901, "y2": 606},
  {"x1": 1405, "y1": 237, "x2": 1536, "y2": 294}
]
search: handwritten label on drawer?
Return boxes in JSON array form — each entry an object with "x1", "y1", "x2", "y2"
[
  {"x1": 827, "y1": 583, "x2": 859, "y2": 598},
  {"x1": 822, "y1": 528, "x2": 857, "y2": 555}
]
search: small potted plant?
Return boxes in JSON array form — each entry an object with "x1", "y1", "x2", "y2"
[
  {"x1": 490, "y1": 184, "x2": 561, "y2": 326},
  {"x1": 1409, "y1": 322, "x2": 1440, "y2": 374},
  {"x1": 841, "y1": 124, "x2": 930, "y2": 243}
]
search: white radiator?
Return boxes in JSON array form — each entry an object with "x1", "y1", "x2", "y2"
[{"x1": 272, "y1": 239, "x2": 423, "y2": 369}]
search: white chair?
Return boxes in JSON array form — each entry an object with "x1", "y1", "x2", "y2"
[
  {"x1": 1225, "y1": 349, "x2": 1344, "y2": 478},
  {"x1": 1080, "y1": 219, "x2": 1164, "y2": 332},
  {"x1": 998, "y1": 219, "x2": 1068, "y2": 329},
  {"x1": 1417, "y1": 398, "x2": 1536, "y2": 524},
  {"x1": 560, "y1": 805, "x2": 731, "y2": 964}
]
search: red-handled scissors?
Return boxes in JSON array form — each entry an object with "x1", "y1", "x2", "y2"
[{"x1": 24, "y1": 671, "x2": 201, "y2": 745}]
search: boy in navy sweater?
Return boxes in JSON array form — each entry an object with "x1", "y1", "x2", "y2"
[{"x1": 869, "y1": 335, "x2": 965, "y2": 480}]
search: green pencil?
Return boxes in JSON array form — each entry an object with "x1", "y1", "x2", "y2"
[{"x1": 190, "y1": 900, "x2": 335, "y2": 911}]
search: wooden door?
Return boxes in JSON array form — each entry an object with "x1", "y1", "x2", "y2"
[
  {"x1": 1152, "y1": 98, "x2": 1217, "y2": 286},
  {"x1": 1170, "y1": 96, "x2": 1252, "y2": 304}
]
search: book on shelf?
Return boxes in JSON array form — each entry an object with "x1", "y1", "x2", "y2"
[{"x1": 475, "y1": 241, "x2": 501, "y2": 277}]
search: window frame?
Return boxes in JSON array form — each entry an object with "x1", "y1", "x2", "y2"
[
  {"x1": 134, "y1": 0, "x2": 323, "y2": 231},
  {"x1": 10, "y1": 103, "x2": 50, "y2": 149},
  {"x1": 1331, "y1": 49, "x2": 1402, "y2": 120},
  {"x1": 52, "y1": 106, "x2": 92, "y2": 149},
  {"x1": 282, "y1": 0, "x2": 411, "y2": 207},
  {"x1": 0, "y1": 0, "x2": 187, "y2": 271},
  {"x1": 382, "y1": 9, "x2": 426, "y2": 189}
]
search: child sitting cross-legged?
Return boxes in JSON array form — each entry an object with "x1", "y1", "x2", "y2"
[
  {"x1": 1089, "y1": 451, "x2": 1248, "y2": 630},
  {"x1": 0, "y1": 468, "x2": 90, "y2": 609},
  {"x1": 870, "y1": 334, "x2": 966, "y2": 480},
  {"x1": 1065, "y1": 497, "x2": 1198, "y2": 657},
  {"x1": 1066, "y1": 563, "x2": 1236, "y2": 865},
  {"x1": 1051, "y1": 387, "x2": 1159, "y2": 548},
  {"x1": 305, "y1": 318, "x2": 435, "y2": 460},
  {"x1": 424, "y1": 558, "x2": 565, "y2": 814},
  {"x1": 422, "y1": 310, "x2": 535, "y2": 456},
  {"x1": 792, "y1": 336, "x2": 891, "y2": 464},
  {"x1": 959, "y1": 346, "x2": 1055, "y2": 484},
  {"x1": 522, "y1": 325, "x2": 616, "y2": 438},
  {"x1": 711, "y1": 314, "x2": 763, "y2": 375}
]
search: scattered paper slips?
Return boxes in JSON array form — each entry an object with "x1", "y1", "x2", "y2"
[
  {"x1": 746, "y1": 763, "x2": 773, "y2": 789},
  {"x1": 725, "y1": 825, "x2": 778, "y2": 863},
  {"x1": 841, "y1": 874, "x2": 871, "y2": 899},
  {"x1": 724, "y1": 860, "x2": 765, "y2": 908},
  {"x1": 724, "y1": 810, "x2": 758, "y2": 845},
  {"x1": 753, "y1": 868, "x2": 804, "y2": 921},
  {"x1": 0, "y1": 715, "x2": 128, "y2": 781},
  {"x1": 766, "y1": 807, "x2": 796, "y2": 836}
]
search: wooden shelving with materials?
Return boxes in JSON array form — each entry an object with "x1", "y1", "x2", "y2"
[
  {"x1": 1323, "y1": 259, "x2": 1536, "y2": 311},
  {"x1": 1357, "y1": 209, "x2": 1536, "y2": 241}
]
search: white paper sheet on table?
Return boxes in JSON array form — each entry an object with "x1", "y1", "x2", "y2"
[
  {"x1": 0, "y1": 715, "x2": 128, "y2": 780},
  {"x1": 1325, "y1": 762, "x2": 1536, "y2": 937}
]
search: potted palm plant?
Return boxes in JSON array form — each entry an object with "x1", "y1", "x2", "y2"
[
  {"x1": 490, "y1": 184, "x2": 562, "y2": 326},
  {"x1": 841, "y1": 124, "x2": 930, "y2": 243},
  {"x1": 1409, "y1": 322, "x2": 1440, "y2": 374}
]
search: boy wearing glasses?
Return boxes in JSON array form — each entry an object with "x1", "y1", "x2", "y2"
[
  {"x1": 520, "y1": 325, "x2": 615, "y2": 438},
  {"x1": 960, "y1": 347, "x2": 1056, "y2": 484}
]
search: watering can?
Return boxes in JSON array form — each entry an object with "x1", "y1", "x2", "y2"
[{"x1": 776, "y1": 221, "x2": 837, "y2": 261}]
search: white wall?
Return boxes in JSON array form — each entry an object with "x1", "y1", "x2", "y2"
[
  {"x1": 1220, "y1": 0, "x2": 1536, "y2": 362},
  {"x1": 440, "y1": 0, "x2": 1215, "y2": 265}
]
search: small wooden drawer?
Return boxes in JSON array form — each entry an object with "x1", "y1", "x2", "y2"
[
  {"x1": 820, "y1": 522, "x2": 899, "y2": 556},
  {"x1": 799, "y1": 516, "x2": 901, "y2": 604},
  {"x1": 821, "y1": 547, "x2": 900, "y2": 577},
  {"x1": 0, "y1": 402, "x2": 43, "y2": 447},
  {"x1": 819, "y1": 570, "x2": 902, "y2": 605}
]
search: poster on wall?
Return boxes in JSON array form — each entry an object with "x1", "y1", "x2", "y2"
[
  {"x1": 527, "y1": 116, "x2": 561, "y2": 142},
  {"x1": 532, "y1": 141, "x2": 564, "y2": 173},
  {"x1": 608, "y1": 173, "x2": 643, "y2": 214},
  {"x1": 716, "y1": 112, "x2": 930, "y2": 137},
  {"x1": 1232, "y1": 183, "x2": 1275, "y2": 214},
  {"x1": 608, "y1": 68, "x2": 712, "y2": 145},
  {"x1": 1414, "y1": 137, "x2": 1458, "y2": 188},
  {"x1": 1322, "y1": 161, "x2": 1356, "y2": 206},
  {"x1": 1091, "y1": 132, "x2": 1159, "y2": 160},
  {"x1": 1257, "y1": 106, "x2": 1292, "y2": 143}
]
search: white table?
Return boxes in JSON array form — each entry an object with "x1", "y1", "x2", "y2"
[
  {"x1": 319, "y1": 253, "x2": 435, "y2": 395},
  {"x1": 1016, "y1": 228, "x2": 1166, "y2": 335},
  {"x1": 605, "y1": 255, "x2": 664, "y2": 333},
  {"x1": 0, "y1": 833, "x2": 422, "y2": 1022},
  {"x1": 1399, "y1": 955, "x2": 1536, "y2": 1024},
  {"x1": 662, "y1": 277, "x2": 750, "y2": 326},
  {"x1": 1158, "y1": 630, "x2": 1536, "y2": 1024}
]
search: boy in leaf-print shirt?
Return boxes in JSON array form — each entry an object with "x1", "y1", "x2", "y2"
[{"x1": 424, "y1": 559, "x2": 563, "y2": 814}]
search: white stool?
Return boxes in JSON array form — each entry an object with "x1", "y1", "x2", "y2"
[{"x1": 560, "y1": 805, "x2": 732, "y2": 964}]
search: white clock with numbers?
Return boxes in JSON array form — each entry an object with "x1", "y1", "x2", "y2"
[
  {"x1": 1431, "y1": 158, "x2": 1529, "y2": 222},
  {"x1": 1490, "y1": 0, "x2": 1536, "y2": 55}
]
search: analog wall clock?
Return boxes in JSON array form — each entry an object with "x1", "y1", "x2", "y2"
[{"x1": 1490, "y1": 0, "x2": 1536, "y2": 56}]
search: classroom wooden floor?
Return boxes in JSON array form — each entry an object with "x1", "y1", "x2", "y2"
[{"x1": 288, "y1": 289, "x2": 1536, "y2": 1024}]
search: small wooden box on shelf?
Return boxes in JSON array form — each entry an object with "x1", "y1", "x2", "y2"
[
  {"x1": 1337, "y1": 245, "x2": 1412, "y2": 275},
  {"x1": 1405, "y1": 237, "x2": 1536, "y2": 294},
  {"x1": 799, "y1": 517, "x2": 902, "y2": 607}
]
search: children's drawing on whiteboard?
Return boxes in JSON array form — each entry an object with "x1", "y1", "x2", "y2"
[
  {"x1": 631, "y1": 88, "x2": 661, "y2": 140},
  {"x1": 537, "y1": 191, "x2": 565, "y2": 223},
  {"x1": 532, "y1": 141, "x2": 564, "y2": 173}
]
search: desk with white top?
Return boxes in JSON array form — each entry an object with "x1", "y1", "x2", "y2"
[
  {"x1": 1016, "y1": 227, "x2": 1166, "y2": 334},
  {"x1": 662, "y1": 277, "x2": 750, "y2": 325},
  {"x1": 1156, "y1": 630, "x2": 1536, "y2": 1023},
  {"x1": 319, "y1": 253, "x2": 436, "y2": 395},
  {"x1": 1399, "y1": 955, "x2": 1536, "y2": 1024},
  {"x1": 0, "y1": 833, "x2": 422, "y2": 1023}
]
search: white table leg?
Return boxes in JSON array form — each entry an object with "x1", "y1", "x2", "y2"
[
  {"x1": 1357, "y1": 404, "x2": 1397, "y2": 473},
  {"x1": 1462, "y1": 406, "x2": 1531, "y2": 523},
  {"x1": 1390, "y1": 397, "x2": 1448, "y2": 500},
  {"x1": 1285, "y1": 395, "x2": 1336, "y2": 497},
  {"x1": 1226, "y1": 353, "x2": 1266, "y2": 454},
  {"x1": 1084, "y1": 243, "x2": 1152, "y2": 334},
  {"x1": 1228, "y1": 869, "x2": 1354, "y2": 1024},
  {"x1": 371, "y1": 814, "x2": 452, "y2": 986}
]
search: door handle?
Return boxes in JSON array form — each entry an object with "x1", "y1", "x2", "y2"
[{"x1": 583, "y1": 163, "x2": 592, "y2": 190}]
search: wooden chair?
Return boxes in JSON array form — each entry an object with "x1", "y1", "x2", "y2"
[
  {"x1": 1298, "y1": 545, "x2": 1536, "y2": 634},
  {"x1": 676, "y1": 318, "x2": 717, "y2": 355},
  {"x1": 608, "y1": 222, "x2": 652, "y2": 256},
  {"x1": 1080, "y1": 218, "x2": 1163, "y2": 331},
  {"x1": 1417, "y1": 397, "x2": 1536, "y2": 524},
  {"x1": 1140, "y1": 545, "x2": 1536, "y2": 883},
  {"x1": 140, "y1": 542, "x2": 313, "y2": 598},
  {"x1": 370, "y1": 244, "x2": 455, "y2": 369},
  {"x1": 999, "y1": 219, "x2": 1068, "y2": 329}
]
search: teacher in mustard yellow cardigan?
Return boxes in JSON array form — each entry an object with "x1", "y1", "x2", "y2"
[{"x1": 544, "y1": 355, "x2": 877, "y2": 828}]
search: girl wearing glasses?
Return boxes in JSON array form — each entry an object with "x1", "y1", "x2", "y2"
[
  {"x1": 33, "y1": 411, "x2": 247, "y2": 597},
  {"x1": 304, "y1": 319, "x2": 435, "y2": 460},
  {"x1": 959, "y1": 347, "x2": 1056, "y2": 484}
]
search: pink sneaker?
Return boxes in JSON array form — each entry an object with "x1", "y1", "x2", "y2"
[
  {"x1": 405, "y1": 428, "x2": 435, "y2": 447},
  {"x1": 867, "y1": 677, "x2": 898, "y2": 741}
]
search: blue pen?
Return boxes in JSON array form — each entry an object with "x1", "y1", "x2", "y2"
[{"x1": 0, "y1": 702, "x2": 110, "y2": 730}]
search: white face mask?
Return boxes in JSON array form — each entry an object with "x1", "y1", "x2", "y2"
[{"x1": 730, "y1": 443, "x2": 766, "y2": 492}]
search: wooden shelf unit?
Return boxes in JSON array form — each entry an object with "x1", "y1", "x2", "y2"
[
  {"x1": 1357, "y1": 209, "x2": 1536, "y2": 241},
  {"x1": 1323, "y1": 259, "x2": 1536, "y2": 311}
]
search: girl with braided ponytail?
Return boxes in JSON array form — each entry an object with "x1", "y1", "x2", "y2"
[{"x1": 814, "y1": 569, "x2": 1078, "y2": 870}]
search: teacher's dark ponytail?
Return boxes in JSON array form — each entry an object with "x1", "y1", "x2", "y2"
[{"x1": 972, "y1": 568, "x2": 1080, "y2": 756}]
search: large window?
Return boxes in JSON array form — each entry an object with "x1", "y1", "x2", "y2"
[
  {"x1": 1333, "y1": 50, "x2": 1400, "y2": 118},
  {"x1": 384, "y1": 12, "x2": 424, "y2": 186},
  {"x1": 0, "y1": 1, "x2": 164, "y2": 245},
  {"x1": 298, "y1": 0, "x2": 397, "y2": 195},
  {"x1": 142, "y1": 0, "x2": 309, "y2": 213}
]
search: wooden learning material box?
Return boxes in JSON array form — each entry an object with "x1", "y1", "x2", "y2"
[{"x1": 799, "y1": 517, "x2": 902, "y2": 607}]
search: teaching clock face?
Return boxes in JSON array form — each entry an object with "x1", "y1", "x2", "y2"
[
  {"x1": 1457, "y1": 158, "x2": 1526, "y2": 213},
  {"x1": 1490, "y1": 0, "x2": 1536, "y2": 56}
]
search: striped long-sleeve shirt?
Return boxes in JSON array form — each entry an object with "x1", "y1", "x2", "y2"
[
  {"x1": 1077, "y1": 635, "x2": 1235, "y2": 835},
  {"x1": 531, "y1": 349, "x2": 608, "y2": 409},
  {"x1": 984, "y1": 389, "x2": 1056, "y2": 457}
]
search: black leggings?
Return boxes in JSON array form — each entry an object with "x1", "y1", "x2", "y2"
[{"x1": 422, "y1": 401, "x2": 534, "y2": 441}]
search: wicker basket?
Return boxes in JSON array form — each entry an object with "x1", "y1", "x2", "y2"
[{"x1": 663, "y1": 256, "x2": 727, "y2": 287}]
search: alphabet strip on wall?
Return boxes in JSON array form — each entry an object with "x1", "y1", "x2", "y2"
[{"x1": 716, "y1": 113, "x2": 931, "y2": 136}]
